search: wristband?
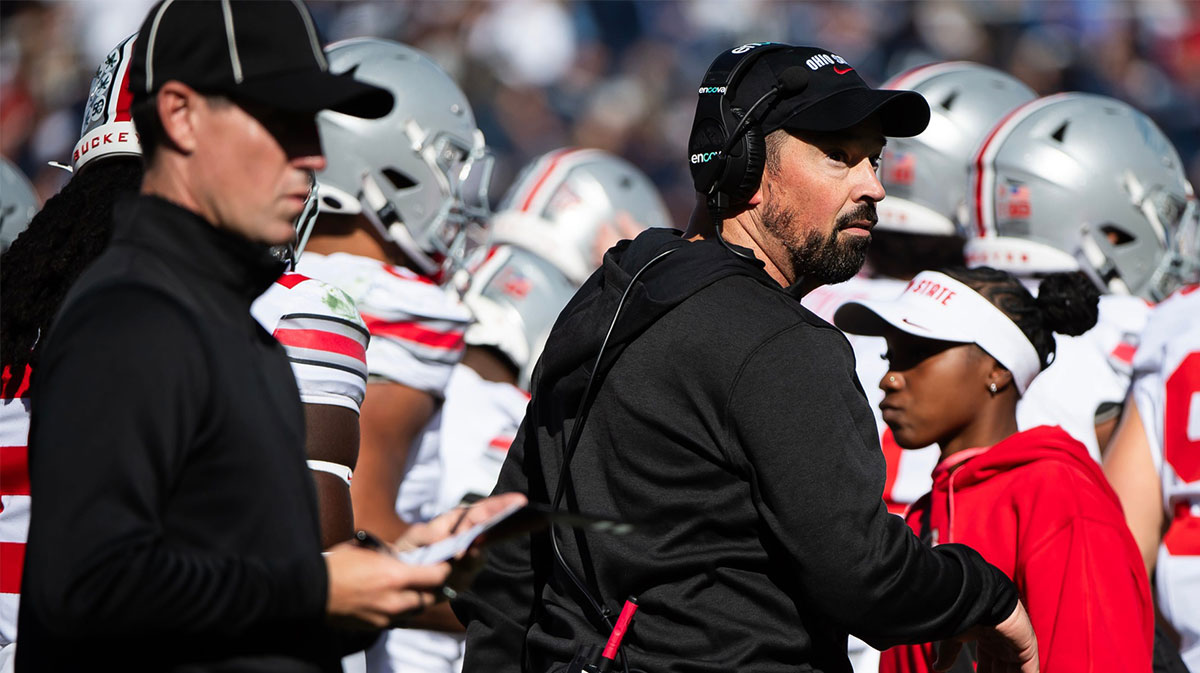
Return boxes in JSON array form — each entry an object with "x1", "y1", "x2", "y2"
[{"x1": 306, "y1": 459, "x2": 352, "y2": 486}]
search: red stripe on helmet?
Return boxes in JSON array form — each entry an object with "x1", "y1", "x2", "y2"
[
  {"x1": 969, "y1": 94, "x2": 1071, "y2": 238},
  {"x1": 517, "y1": 148, "x2": 589, "y2": 214},
  {"x1": 882, "y1": 60, "x2": 968, "y2": 90},
  {"x1": 114, "y1": 39, "x2": 136, "y2": 123},
  {"x1": 971, "y1": 104, "x2": 1026, "y2": 238}
]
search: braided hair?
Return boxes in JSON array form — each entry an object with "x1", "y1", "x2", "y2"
[
  {"x1": 0, "y1": 158, "x2": 144, "y2": 390},
  {"x1": 941, "y1": 266, "x2": 1100, "y2": 370}
]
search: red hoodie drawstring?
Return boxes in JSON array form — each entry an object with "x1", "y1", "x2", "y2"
[{"x1": 931, "y1": 447, "x2": 991, "y2": 545}]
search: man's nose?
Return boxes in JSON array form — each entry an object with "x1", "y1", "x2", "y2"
[
  {"x1": 856, "y1": 159, "x2": 886, "y2": 203},
  {"x1": 293, "y1": 153, "x2": 327, "y2": 174}
]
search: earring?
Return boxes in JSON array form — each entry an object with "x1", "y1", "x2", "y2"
[
  {"x1": 988, "y1": 382, "x2": 998, "y2": 394},
  {"x1": 888, "y1": 375, "x2": 897, "y2": 384}
]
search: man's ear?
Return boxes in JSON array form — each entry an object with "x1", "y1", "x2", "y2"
[{"x1": 155, "y1": 81, "x2": 201, "y2": 155}]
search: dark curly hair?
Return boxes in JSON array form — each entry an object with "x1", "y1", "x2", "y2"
[
  {"x1": 0, "y1": 157, "x2": 144, "y2": 392},
  {"x1": 942, "y1": 266, "x2": 1100, "y2": 370}
]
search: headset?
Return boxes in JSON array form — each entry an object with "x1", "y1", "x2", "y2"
[{"x1": 688, "y1": 43, "x2": 810, "y2": 223}]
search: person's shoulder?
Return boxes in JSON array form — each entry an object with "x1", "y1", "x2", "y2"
[
  {"x1": 691, "y1": 275, "x2": 853, "y2": 366},
  {"x1": 700, "y1": 274, "x2": 845, "y2": 329},
  {"x1": 44, "y1": 280, "x2": 206, "y2": 375},
  {"x1": 302, "y1": 252, "x2": 469, "y2": 325},
  {"x1": 1139, "y1": 285, "x2": 1200, "y2": 354},
  {"x1": 995, "y1": 428, "x2": 1122, "y2": 516},
  {"x1": 252, "y1": 272, "x2": 366, "y2": 332}
]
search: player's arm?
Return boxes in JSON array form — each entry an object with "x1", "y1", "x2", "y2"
[
  {"x1": 262, "y1": 280, "x2": 371, "y2": 549},
  {"x1": 1102, "y1": 395, "x2": 1164, "y2": 575},
  {"x1": 352, "y1": 381, "x2": 436, "y2": 541},
  {"x1": 305, "y1": 403, "x2": 360, "y2": 548},
  {"x1": 1094, "y1": 400, "x2": 1123, "y2": 457}
]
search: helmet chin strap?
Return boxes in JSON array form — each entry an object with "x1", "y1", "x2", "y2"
[{"x1": 360, "y1": 171, "x2": 440, "y2": 276}]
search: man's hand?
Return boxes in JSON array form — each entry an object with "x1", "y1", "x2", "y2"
[
  {"x1": 396, "y1": 491, "x2": 528, "y2": 551},
  {"x1": 396, "y1": 491, "x2": 528, "y2": 598},
  {"x1": 324, "y1": 543, "x2": 451, "y2": 630},
  {"x1": 935, "y1": 601, "x2": 1039, "y2": 673}
]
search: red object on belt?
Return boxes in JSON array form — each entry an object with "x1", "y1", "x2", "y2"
[{"x1": 601, "y1": 597, "x2": 640, "y2": 662}]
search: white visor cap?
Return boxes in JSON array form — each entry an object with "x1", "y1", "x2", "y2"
[{"x1": 833, "y1": 270, "x2": 1042, "y2": 395}]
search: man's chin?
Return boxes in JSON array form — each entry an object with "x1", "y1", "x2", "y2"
[{"x1": 818, "y1": 237, "x2": 870, "y2": 284}]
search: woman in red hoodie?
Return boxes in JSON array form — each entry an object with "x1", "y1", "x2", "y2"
[{"x1": 835, "y1": 266, "x2": 1153, "y2": 673}]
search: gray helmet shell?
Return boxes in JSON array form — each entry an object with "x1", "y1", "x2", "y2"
[
  {"x1": 460, "y1": 244, "x2": 578, "y2": 388},
  {"x1": 1, "y1": 157, "x2": 40, "y2": 254},
  {"x1": 878, "y1": 62, "x2": 1035, "y2": 236},
  {"x1": 491, "y1": 148, "x2": 672, "y2": 285},
  {"x1": 317, "y1": 38, "x2": 491, "y2": 276},
  {"x1": 966, "y1": 92, "x2": 1197, "y2": 300}
]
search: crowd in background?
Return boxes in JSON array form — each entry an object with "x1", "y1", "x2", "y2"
[{"x1": 4, "y1": 0, "x2": 1199, "y2": 227}]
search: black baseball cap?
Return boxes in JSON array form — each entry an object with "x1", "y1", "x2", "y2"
[
  {"x1": 130, "y1": 0, "x2": 391, "y2": 119},
  {"x1": 734, "y1": 46, "x2": 930, "y2": 137}
]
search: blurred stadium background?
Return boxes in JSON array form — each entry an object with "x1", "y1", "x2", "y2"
[{"x1": 3, "y1": 0, "x2": 1197, "y2": 229}]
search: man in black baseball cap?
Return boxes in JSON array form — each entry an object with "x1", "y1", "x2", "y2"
[
  {"x1": 457, "y1": 43, "x2": 1039, "y2": 673},
  {"x1": 17, "y1": 3, "x2": 527, "y2": 672},
  {"x1": 686, "y1": 43, "x2": 933, "y2": 293},
  {"x1": 129, "y1": 0, "x2": 391, "y2": 118}
]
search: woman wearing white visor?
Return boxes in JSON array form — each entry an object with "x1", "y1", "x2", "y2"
[{"x1": 835, "y1": 267, "x2": 1153, "y2": 673}]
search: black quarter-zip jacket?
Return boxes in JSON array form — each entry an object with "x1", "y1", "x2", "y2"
[
  {"x1": 455, "y1": 228, "x2": 1019, "y2": 673},
  {"x1": 19, "y1": 196, "x2": 341, "y2": 671}
]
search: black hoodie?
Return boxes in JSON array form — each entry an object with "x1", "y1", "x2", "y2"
[{"x1": 454, "y1": 228, "x2": 1018, "y2": 673}]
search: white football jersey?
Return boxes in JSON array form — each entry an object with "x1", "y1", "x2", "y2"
[
  {"x1": 297, "y1": 253, "x2": 473, "y2": 673},
  {"x1": 1128, "y1": 285, "x2": 1200, "y2": 668},
  {"x1": 1018, "y1": 293, "x2": 1150, "y2": 460},
  {"x1": 0, "y1": 366, "x2": 31, "y2": 652},
  {"x1": 804, "y1": 276, "x2": 940, "y2": 514},
  {"x1": 297, "y1": 252, "x2": 470, "y2": 396},
  {"x1": 379, "y1": 365, "x2": 530, "y2": 673},
  {"x1": 297, "y1": 252, "x2": 470, "y2": 523},
  {"x1": 251, "y1": 273, "x2": 370, "y2": 412},
  {"x1": 435, "y1": 364, "x2": 529, "y2": 513}
]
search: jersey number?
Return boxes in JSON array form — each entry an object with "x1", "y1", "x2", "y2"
[{"x1": 1164, "y1": 351, "x2": 1200, "y2": 483}]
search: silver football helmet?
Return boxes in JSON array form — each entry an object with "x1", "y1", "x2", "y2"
[
  {"x1": 878, "y1": 62, "x2": 1035, "y2": 236},
  {"x1": 0, "y1": 157, "x2": 39, "y2": 254},
  {"x1": 491, "y1": 148, "x2": 672, "y2": 285},
  {"x1": 966, "y1": 92, "x2": 1198, "y2": 300},
  {"x1": 316, "y1": 38, "x2": 493, "y2": 277},
  {"x1": 460, "y1": 244, "x2": 578, "y2": 389}
]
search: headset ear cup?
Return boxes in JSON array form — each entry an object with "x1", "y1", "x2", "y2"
[{"x1": 730, "y1": 120, "x2": 767, "y2": 207}]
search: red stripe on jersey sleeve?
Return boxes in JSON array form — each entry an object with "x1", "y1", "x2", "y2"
[
  {"x1": 1111, "y1": 341, "x2": 1137, "y2": 366},
  {"x1": 0, "y1": 541, "x2": 25, "y2": 594},
  {"x1": 488, "y1": 436, "x2": 515, "y2": 452},
  {"x1": 361, "y1": 315, "x2": 465, "y2": 351},
  {"x1": 382, "y1": 264, "x2": 437, "y2": 285},
  {"x1": 275, "y1": 273, "x2": 311, "y2": 290},
  {"x1": 274, "y1": 328, "x2": 367, "y2": 363},
  {"x1": 0, "y1": 445, "x2": 29, "y2": 496}
]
